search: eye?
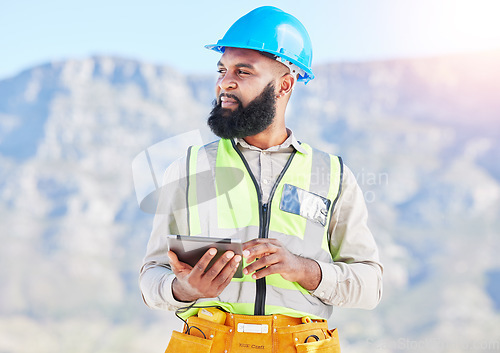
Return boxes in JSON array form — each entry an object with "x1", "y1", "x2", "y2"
[
  {"x1": 238, "y1": 70, "x2": 250, "y2": 76},
  {"x1": 217, "y1": 68, "x2": 226, "y2": 76}
]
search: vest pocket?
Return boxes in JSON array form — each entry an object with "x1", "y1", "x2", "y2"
[
  {"x1": 280, "y1": 184, "x2": 331, "y2": 226},
  {"x1": 165, "y1": 330, "x2": 213, "y2": 353}
]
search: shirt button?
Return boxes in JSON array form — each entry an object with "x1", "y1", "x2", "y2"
[
  {"x1": 262, "y1": 151, "x2": 269, "y2": 155},
  {"x1": 320, "y1": 292, "x2": 325, "y2": 298},
  {"x1": 263, "y1": 179, "x2": 269, "y2": 184}
]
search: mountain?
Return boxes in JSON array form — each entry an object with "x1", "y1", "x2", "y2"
[{"x1": 0, "y1": 51, "x2": 499, "y2": 353}]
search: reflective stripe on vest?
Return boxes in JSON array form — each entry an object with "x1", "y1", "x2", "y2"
[{"x1": 184, "y1": 139, "x2": 342, "y2": 320}]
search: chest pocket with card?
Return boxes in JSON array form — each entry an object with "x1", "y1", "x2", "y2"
[{"x1": 279, "y1": 184, "x2": 331, "y2": 227}]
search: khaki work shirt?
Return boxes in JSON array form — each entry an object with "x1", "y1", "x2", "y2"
[{"x1": 140, "y1": 130, "x2": 383, "y2": 313}]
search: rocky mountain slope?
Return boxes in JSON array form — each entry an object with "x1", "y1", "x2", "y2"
[{"x1": 0, "y1": 51, "x2": 499, "y2": 353}]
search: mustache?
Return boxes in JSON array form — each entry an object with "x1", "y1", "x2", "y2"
[{"x1": 218, "y1": 93, "x2": 241, "y2": 104}]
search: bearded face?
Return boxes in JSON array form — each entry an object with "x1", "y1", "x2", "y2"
[{"x1": 207, "y1": 81, "x2": 277, "y2": 139}]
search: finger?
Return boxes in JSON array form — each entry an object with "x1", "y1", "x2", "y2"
[
  {"x1": 243, "y1": 253, "x2": 279, "y2": 276},
  {"x1": 202, "y1": 250, "x2": 235, "y2": 281},
  {"x1": 168, "y1": 251, "x2": 194, "y2": 276},
  {"x1": 243, "y1": 238, "x2": 280, "y2": 249},
  {"x1": 243, "y1": 242, "x2": 277, "y2": 263},
  {"x1": 215, "y1": 255, "x2": 242, "y2": 290},
  {"x1": 242, "y1": 239, "x2": 261, "y2": 250},
  {"x1": 250, "y1": 263, "x2": 282, "y2": 280},
  {"x1": 167, "y1": 251, "x2": 181, "y2": 271},
  {"x1": 191, "y1": 247, "x2": 218, "y2": 277},
  {"x1": 217, "y1": 254, "x2": 242, "y2": 282}
]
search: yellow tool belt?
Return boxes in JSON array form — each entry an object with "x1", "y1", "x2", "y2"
[{"x1": 166, "y1": 309, "x2": 341, "y2": 353}]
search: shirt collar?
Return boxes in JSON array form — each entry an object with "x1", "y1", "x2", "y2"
[{"x1": 234, "y1": 129, "x2": 308, "y2": 155}]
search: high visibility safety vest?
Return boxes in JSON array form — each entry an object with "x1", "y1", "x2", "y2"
[{"x1": 183, "y1": 138, "x2": 343, "y2": 320}]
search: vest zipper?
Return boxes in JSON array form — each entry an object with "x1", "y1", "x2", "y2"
[
  {"x1": 254, "y1": 202, "x2": 268, "y2": 315},
  {"x1": 230, "y1": 140, "x2": 297, "y2": 315}
]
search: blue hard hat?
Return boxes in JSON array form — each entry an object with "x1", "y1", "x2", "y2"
[{"x1": 205, "y1": 6, "x2": 314, "y2": 83}]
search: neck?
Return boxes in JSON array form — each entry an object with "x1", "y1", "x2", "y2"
[{"x1": 243, "y1": 123, "x2": 288, "y2": 150}]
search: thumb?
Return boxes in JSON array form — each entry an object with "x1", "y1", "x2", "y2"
[{"x1": 168, "y1": 251, "x2": 192, "y2": 274}]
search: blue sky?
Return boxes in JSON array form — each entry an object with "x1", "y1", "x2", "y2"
[{"x1": 1, "y1": 0, "x2": 500, "y2": 80}]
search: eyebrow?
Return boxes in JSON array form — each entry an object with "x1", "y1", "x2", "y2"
[{"x1": 217, "y1": 61, "x2": 255, "y2": 70}]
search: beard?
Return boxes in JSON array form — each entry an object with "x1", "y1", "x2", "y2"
[{"x1": 207, "y1": 82, "x2": 277, "y2": 139}]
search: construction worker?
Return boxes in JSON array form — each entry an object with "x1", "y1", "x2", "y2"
[{"x1": 140, "y1": 6, "x2": 383, "y2": 353}]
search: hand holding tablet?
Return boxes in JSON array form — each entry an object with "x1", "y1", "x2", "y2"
[
  {"x1": 166, "y1": 235, "x2": 244, "y2": 302},
  {"x1": 167, "y1": 235, "x2": 244, "y2": 278}
]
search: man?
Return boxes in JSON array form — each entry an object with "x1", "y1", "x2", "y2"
[{"x1": 140, "y1": 6, "x2": 382, "y2": 353}]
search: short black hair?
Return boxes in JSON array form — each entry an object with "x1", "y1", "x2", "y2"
[{"x1": 258, "y1": 51, "x2": 278, "y2": 60}]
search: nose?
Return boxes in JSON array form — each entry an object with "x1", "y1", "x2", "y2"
[{"x1": 217, "y1": 71, "x2": 237, "y2": 91}]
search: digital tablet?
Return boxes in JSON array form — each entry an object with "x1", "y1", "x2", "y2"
[{"x1": 166, "y1": 235, "x2": 244, "y2": 278}]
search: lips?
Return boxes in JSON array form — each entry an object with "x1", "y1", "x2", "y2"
[
  {"x1": 221, "y1": 96, "x2": 236, "y2": 104},
  {"x1": 219, "y1": 94, "x2": 240, "y2": 108}
]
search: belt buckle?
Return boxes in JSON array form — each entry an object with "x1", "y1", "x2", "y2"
[{"x1": 237, "y1": 323, "x2": 269, "y2": 334}]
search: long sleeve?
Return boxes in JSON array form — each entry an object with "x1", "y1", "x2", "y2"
[
  {"x1": 310, "y1": 165, "x2": 383, "y2": 309},
  {"x1": 140, "y1": 136, "x2": 383, "y2": 312},
  {"x1": 139, "y1": 156, "x2": 195, "y2": 310}
]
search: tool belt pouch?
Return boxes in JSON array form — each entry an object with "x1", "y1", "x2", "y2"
[
  {"x1": 165, "y1": 316, "x2": 230, "y2": 353},
  {"x1": 295, "y1": 328, "x2": 341, "y2": 353},
  {"x1": 276, "y1": 322, "x2": 341, "y2": 353},
  {"x1": 164, "y1": 330, "x2": 212, "y2": 353}
]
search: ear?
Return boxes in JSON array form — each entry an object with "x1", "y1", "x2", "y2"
[{"x1": 276, "y1": 73, "x2": 296, "y2": 98}]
